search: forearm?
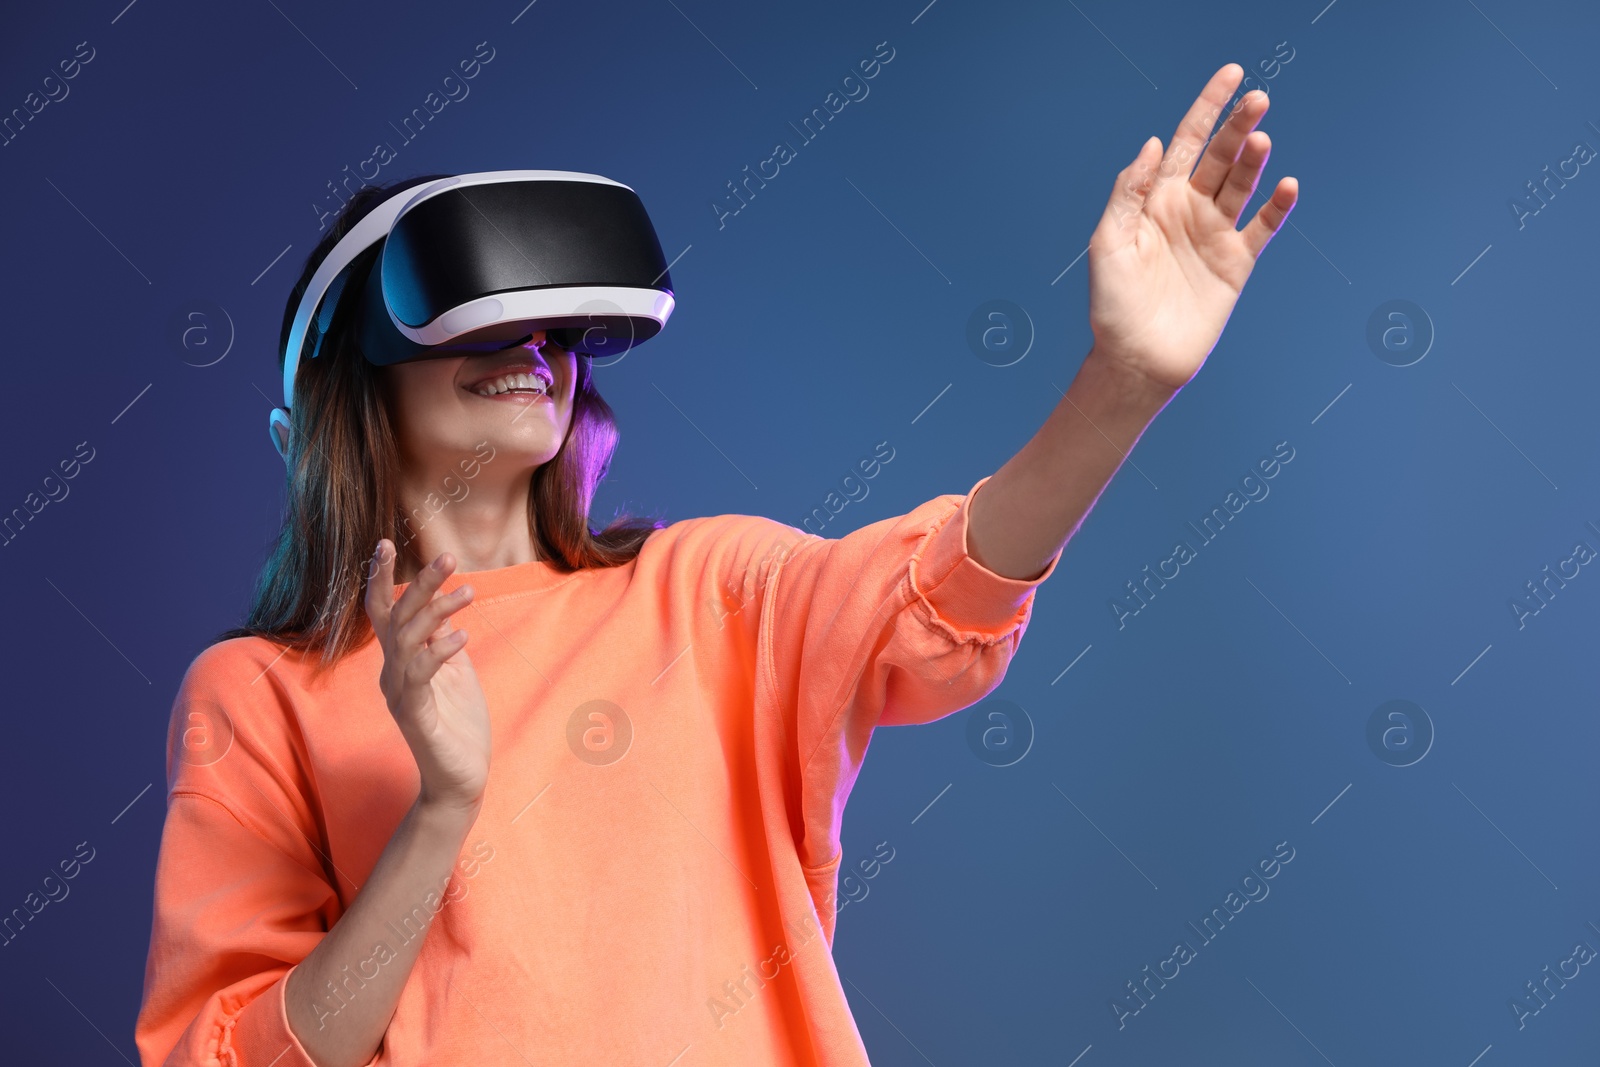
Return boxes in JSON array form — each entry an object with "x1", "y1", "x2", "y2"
[
  {"x1": 284, "y1": 798, "x2": 481, "y2": 1067},
  {"x1": 966, "y1": 349, "x2": 1178, "y2": 581}
]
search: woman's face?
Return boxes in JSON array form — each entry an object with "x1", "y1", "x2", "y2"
[{"x1": 383, "y1": 331, "x2": 579, "y2": 476}]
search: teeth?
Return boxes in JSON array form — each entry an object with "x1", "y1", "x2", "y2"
[{"x1": 471, "y1": 372, "x2": 549, "y2": 397}]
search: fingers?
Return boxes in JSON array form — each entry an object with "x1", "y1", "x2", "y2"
[
  {"x1": 390, "y1": 550, "x2": 456, "y2": 639},
  {"x1": 364, "y1": 542, "x2": 476, "y2": 664},
  {"x1": 395, "y1": 583, "x2": 475, "y2": 658},
  {"x1": 1161, "y1": 63, "x2": 1247, "y2": 195},
  {"x1": 1241, "y1": 176, "x2": 1298, "y2": 260},
  {"x1": 412, "y1": 626, "x2": 470, "y2": 682},
  {"x1": 1101, "y1": 67, "x2": 1269, "y2": 236},
  {"x1": 1189, "y1": 88, "x2": 1270, "y2": 202},
  {"x1": 1213, "y1": 129, "x2": 1270, "y2": 226},
  {"x1": 364, "y1": 539, "x2": 396, "y2": 637}
]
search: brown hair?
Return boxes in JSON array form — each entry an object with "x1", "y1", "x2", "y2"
[{"x1": 217, "y1": 173, "x2": 667, "y2": 676}]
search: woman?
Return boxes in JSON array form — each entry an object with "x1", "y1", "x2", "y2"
[{"x1": 135, "y1": 63, "x2": 1295, "y2": 1067}]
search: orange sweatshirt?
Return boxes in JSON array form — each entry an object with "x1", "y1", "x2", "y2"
[{"x1": 135, "y1": 474, "x2": 1059, "y2": 1066}]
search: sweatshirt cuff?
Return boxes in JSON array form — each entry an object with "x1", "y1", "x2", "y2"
[
  {"x1": 908, "y1": 474, "x2": 1061, "y2": 641},
  {"x1": 227, "y1": 963, "x2": 383, "y2": 1067}
]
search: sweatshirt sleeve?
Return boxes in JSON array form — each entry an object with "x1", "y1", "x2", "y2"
[
  {"x1": 756, "y1": 474, "x2": 1061, "y2": 874},
  {"x1": 135, "y1": 640, "x2": 377, "y2": 1067}
]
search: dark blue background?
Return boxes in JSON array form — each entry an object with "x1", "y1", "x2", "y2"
[{"x1": 2, "y1": 0, "x2": 1597, "y2": 1063}]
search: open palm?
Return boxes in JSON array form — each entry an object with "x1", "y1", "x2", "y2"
[{"x1": 1086, "y1": 63, "x2": 1300, "y2": 391}]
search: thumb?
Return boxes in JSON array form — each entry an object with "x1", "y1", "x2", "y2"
[{"x1": 1096, "y1": 136, "x2": 1163, "y2": 243}]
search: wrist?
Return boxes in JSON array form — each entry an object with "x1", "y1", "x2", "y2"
[
  {"x1": 413, "y1": 792, "x2": 484, "y2": 834},
  {"x1": 1081, "y1": 347, "x2": 1182, "y2": 412}
]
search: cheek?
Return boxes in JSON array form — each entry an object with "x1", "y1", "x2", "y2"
[
  {"x1": 389, "y1": 372, "x2": 430, "y2": 422},
  {"x1": 388, "y1": 366, "x2": 466, "y2": 440}
]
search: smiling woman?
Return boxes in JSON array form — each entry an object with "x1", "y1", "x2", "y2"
[
  {"x1": 137, "y1": 58, "x2": 1294, "y2": 1059},
  {"x1": 135, "y1": 177, "x2": 1062, "y2": 1067},
  {"x1": 219, "y1": 173, "x2": 666, "y2": 669}
]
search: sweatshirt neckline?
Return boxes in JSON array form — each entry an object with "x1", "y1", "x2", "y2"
[{"x1": 390, "y1": 555, "x2": 573, "y2": 602}]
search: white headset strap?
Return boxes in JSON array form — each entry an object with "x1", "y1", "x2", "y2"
[{"x1": 279, "y1": 185, "x2": 436, "y2": 412}]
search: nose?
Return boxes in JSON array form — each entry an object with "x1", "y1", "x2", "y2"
[
  {"x1": 532, "y1": 328, "x2": 584, "y2": 354},
  {"x1": 527, "y1": 331, "x2": 572, "y2": 356}
]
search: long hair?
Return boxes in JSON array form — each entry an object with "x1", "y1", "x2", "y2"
[{"x1": 217, "y1": 172, "x2": 667, "y2": 677}]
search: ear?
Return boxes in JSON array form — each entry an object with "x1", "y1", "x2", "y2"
[{"x1": 268, "y1": 408, "x2": 292, "y2": 462}]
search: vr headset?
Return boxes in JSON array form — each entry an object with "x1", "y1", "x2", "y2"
[{"x1": 271, "y1": 169, "x2": 676, "y2": 460}]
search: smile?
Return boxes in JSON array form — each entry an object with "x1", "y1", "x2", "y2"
[{"x1": 467, "y1": 371, "x2": 552, "y2": 398}]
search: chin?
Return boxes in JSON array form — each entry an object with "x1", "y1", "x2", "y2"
[{"x1": 481, "y1": 432, "x2": 563, "y2": 467}]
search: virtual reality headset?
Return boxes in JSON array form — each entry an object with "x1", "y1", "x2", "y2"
[{"x1": 270, "y1": 169, "x2": 677, "y2": 460}]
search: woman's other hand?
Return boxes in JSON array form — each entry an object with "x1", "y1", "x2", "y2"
[{"x1": 364, "y1": 539, "x2": 492, "y2": 814}]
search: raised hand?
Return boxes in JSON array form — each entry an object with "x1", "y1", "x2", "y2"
[
  {"x1": 1086, "y1": 62, "x2": 1300, "y2": 392},
  {"x1": 363, "y1": 540, "x2": 492, "y2": 814}
]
